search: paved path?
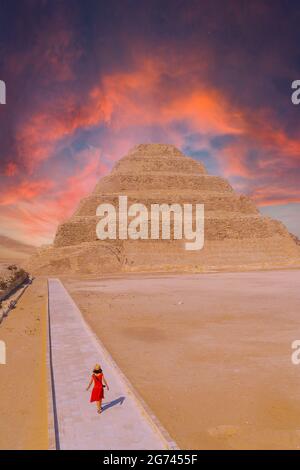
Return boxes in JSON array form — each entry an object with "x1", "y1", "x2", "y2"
[{"x1": 47, "y1": 278, "x2": 176, "y2": 450}]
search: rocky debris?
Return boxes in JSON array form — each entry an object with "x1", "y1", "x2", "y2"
[{"x1": 0, "y1": 264, "x2": 29, "y2": 303}]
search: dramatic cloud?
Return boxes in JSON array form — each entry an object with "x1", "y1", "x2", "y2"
[{"x1": 0, "y1": 0, "x2": 299, "y2": 243}]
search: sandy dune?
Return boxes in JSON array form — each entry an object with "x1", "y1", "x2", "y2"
[
  {"x1": 64, "y1": 270, "x2": 300, "y2": 450},
  {"x1": 0, "y1": 235, "x2": 35, "y2": 263}
]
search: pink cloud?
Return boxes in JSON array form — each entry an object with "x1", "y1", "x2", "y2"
[
  {"x1": 0, "y1": 147, "x2": 108, "y2": 244},
  {"x1": 0, "y1": 179, "x2": 54, "y2": 206},
  {"x1": 251, "y1": 186, "x2": 300, "y2": 207},
  {"x1": 2, "y1": 54, "x2": 300, "y2": 243}
]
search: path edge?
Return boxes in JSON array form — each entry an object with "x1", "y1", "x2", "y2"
[
  {"x1": 53, "y1": 278, "x2": 179, "y2": 450},
  {"x1": 46, "y1": 280, "x2": 57, "y2": 450}
]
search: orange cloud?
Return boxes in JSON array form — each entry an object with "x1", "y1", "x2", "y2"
[
  {"x1": 15, "y1": 91, "x2": 111, "y2": 172},
  {"x1": 0, "y1": 148, "x2": 107, "y2": 245},
  {"x1": 251, "y1": 186, "x2": 300, "y2": 207},
  {"x1": 14, "y1": 55, "x2": 300, "y2": 180},
  {"x1": 0, "y1": 179, "x2": 54, "y2": 206},
  {"x1": 3, "y1": 54, "x2": 300, "y2": 244},
  {"x1": 4, "y1": 162, "x2": 18, "y2": 177},
  {"x1": 99, "y1": 58, "x2": 300, "y2": 182}
]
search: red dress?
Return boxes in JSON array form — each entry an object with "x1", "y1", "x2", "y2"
[{"x1": 90, "y1": 373, "x2": 104, "y2": 402}]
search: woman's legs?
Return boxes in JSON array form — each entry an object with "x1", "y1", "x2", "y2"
[{"x1": 96, "y1": 399, "x2": 103, "y2": 413}]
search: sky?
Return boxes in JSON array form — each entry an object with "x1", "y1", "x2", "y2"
[{"x1": 0, "y1": 0, "x2": 299, "y2": 246}]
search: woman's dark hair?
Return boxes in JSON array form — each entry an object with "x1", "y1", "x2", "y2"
[{"x1": 93, "y1": 368, "x2": 102, "y2": 374}]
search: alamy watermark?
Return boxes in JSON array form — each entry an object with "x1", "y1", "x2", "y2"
[
  {"x1": 291, "y1": 80, "x2": 300, "y2": 105},
  {"x1": 291, "y1": 340, "x2": 300, "y2": 364},
  {"x1": 96, "y1": 196, "x2": 205, "y2": 251},
  {"x1": 0, "y1": 80, "x2": 6, "y2": 104},
  {"x1": 0, "y1": 340, "x2": 6, "y2": 364}
]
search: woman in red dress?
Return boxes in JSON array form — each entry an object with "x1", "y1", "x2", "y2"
[{"x1": 86, "y1": 363, "x2": 109, "y2": 414}]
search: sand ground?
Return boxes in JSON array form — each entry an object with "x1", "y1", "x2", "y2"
[
  {"x1": 64, "y1": 270, "x2": 300, "y2": 450},
  {"x1": 0, "y1": 277, "x2": 48, "y2": 450}
]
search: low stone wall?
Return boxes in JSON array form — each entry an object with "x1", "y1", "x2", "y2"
[
  {"x1": 0, "y1": 277, "x2": 32, "y2": 324},
  {"x1": 0, "y1": 267, "x2": 29, "y2": 303}
]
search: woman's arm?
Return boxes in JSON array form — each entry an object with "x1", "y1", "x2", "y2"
[
  {"x1": 86, "y1": 377, "x2": 93, "y2": 391},
  {"x1": 103, "y1": 375, "x2": 109, "y2": 391}
]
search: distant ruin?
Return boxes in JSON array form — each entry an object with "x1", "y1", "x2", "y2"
[{"x1": 28, "y1": 144, "x2": 300, "y2": 274}]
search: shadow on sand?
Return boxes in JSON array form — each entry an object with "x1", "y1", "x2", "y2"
[{"x1": 102, "y1": 396, "x2": 126, "y2": 412}]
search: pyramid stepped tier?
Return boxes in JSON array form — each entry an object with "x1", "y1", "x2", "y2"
[
  {"x1": 110, "y1": 143, "x2": 207, "y2": 175},
  {"x1": 28, "y1": 143, "x2": 300, "y2": 274},
  {"x1": 73, "y1": 192, "x2": 258, "y2": 217},
  {"x1": 54, "y1": 215, "x2": 285, "y2": 247},
  {"x1": 93, "y1": 174, "x2": 233, "y2": 193}
]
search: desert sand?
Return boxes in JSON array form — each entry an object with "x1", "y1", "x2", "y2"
[
  {"x1": 0, "y1": 235, "x2": 35, "y2": 263},
  {"x1": 0, "y1": 277, "x2": 48, "y2": 449},
  {"x1": 65, "y1": 269, "x2": 300, "y2": 450}
]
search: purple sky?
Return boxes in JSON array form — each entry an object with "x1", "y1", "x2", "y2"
[{"x1": 0, "y1": 0, "x2": 299, "y2": 245}]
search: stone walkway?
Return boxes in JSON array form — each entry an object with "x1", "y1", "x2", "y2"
[{"x1": 47, "y1": 278, "x2": 177, "y2": 450}]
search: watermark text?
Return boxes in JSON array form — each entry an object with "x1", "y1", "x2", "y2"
[
  {"x1": 0, "y1": 80, "x2": 6, "y2": 104},
  {"x1": 96, "y1": 196, "x2": 205, "y2": 251},
  {"x1": 291, "y1": 80, "x2": 300, "y2": 105},
  {"x1": 0, "y1": 340, "x2": 6, "y2": 364},
  {"x1": 291, "y1": 340, "x2": 300, "y2": 364}
]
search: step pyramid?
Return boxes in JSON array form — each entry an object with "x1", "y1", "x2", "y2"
[{"x1": 29, "y1": 144, "x2": 300, "y2": 274}]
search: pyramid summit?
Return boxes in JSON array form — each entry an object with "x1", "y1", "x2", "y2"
[{"x1": 29, "y1": 143, "x2": 300, "y2": 274}]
